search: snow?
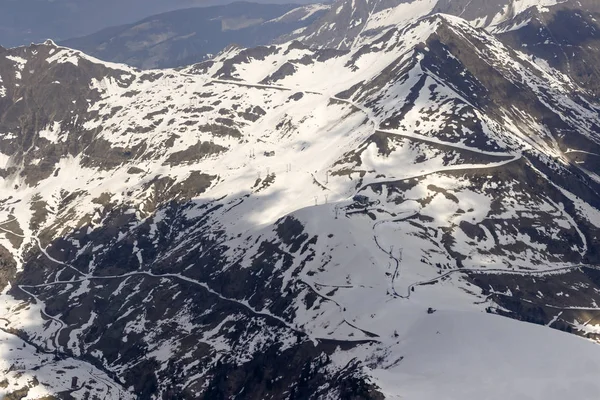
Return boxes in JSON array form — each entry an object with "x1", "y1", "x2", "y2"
[
  {"x1": 38, "y1": 121, "x2": 64, "y2": 143},
  {"x1": 267, "y1": 3, "x2": 331, "y2": 23},
  {"x1": 366, "y1": 310, "x2": 600, "y2": 400},
  {"x1": 491, "y1": 17, "x2": 532, "y2": 34},
  {"x1": 0, "y1": 74, "x2": 5, "y2": 98},
  {"x1": 6, "y1": 55, "x2": 26, "y2": 80},
  {"x1": 0, "y1": 5, "x2": 599, "y2": 398},
  {"x1": 299, "y1": 5, "x2": 331, "y2": 21},
  {"x1": 0, "y1": 319, "x2": 133, "y2": 399},
  {"x1": 487, "y1": 0, "x2": 560, "y2": 28},
  {"x1": 45, "y1": 44, "x2": 137, "y2": 73},
  {"x1": 0, "y1": 152, "x2": 11, "y2": 169},
  {"x1": 511, "y1": 0, "x2": 560, "y2": 17},
  {"x1": 6, "y1": 55, "x2": 27, "y2": 69},
  {"x1": 363, "y1": 0, "x2": 437, "y2": 32}
]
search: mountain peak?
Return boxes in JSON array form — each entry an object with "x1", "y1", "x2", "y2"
[
  {"x1": 284, "y1": 0, "x2": 576, "y2": 50},
  {"x1": 43, "y1": 38, "x2": 57, "y2": 47}
]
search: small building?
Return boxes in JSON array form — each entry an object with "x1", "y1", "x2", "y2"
[
  {"x1": 352, "y1": 194, "x2": 369, "y2": 205},
  {"x1": 264, "y1": 151, "x2": 275, "y2": 157},
  {"x1": 71, "y1": 377, "x2": 79, "y2": 389}
]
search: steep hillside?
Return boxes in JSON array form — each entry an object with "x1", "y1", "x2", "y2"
[
  {"x1": 495, "y1": 0, "x2": 600, "y2": 99},
  {"x1": 1, "y1": 2, "x2": 600, "y2": 399},
  {"x1": 280, "y1": 0, "x2": 567, "y2": 48}
]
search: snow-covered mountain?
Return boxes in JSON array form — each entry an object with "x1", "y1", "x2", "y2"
[{"x1": 1, "y1": 0, "x2": 600, "y2": 399}]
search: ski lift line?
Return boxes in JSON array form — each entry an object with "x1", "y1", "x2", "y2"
[
  {"x1": 196, "y1": 75, "x2": 518, "y2": 212},
  {"x1": 190, "y1": 74, "x2": 518, "y2": 162},
  {"x1": 207, "y1": 76, "x2": 519, "y2": 204}
]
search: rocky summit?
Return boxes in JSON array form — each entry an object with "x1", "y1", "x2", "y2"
[{"x1": 1, "y1": 0, "x2": 600, "y2": 399}]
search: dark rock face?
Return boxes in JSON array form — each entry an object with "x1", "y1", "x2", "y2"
[
  {"x1": 0, "y1": 244, "x2": 16, "y2": 291},
  {"x1": 498, "y1": 4, "x2": 600, "y2": 99}
]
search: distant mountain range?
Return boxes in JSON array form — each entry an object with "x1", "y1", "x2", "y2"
[
  {"x1": 61, "y1": 2, "x2": 330, "y2": 69},
  {"x1": 0, "y1": 0, "x2": 190, "y2": 47},
  {"x1": 0, "y1": 0, "x2": 323, "y2": 49}
]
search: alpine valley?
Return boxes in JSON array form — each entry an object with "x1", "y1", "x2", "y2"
[{"x1": 1, "y1": 0, "x2": 600, "y2": 399}]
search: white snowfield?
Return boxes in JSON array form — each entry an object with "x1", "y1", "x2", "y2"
[
  {"x1": 362, "y1": 310, "x2": 600, "y2": 400},
  {"x1": 0, "y1": 0, "x2": 599, "y2": 399}
]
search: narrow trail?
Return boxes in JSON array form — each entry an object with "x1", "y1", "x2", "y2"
[
  {"x1": 0, "y1": 217, "x2": 17, "y2": 226},
  {"x1": 488, "y1": 288, "x2": 600, "y2": 312},
  {"x1": 0, "y1": 47, "x2": 596, "y2": 399},
  {"x1": 0, "y1": 226, "x2": 24, "y2": 238},
  {"x1": 359, "y1": 153, "x2": 522, "y2": 194},
  {"x1": 153, "y1": 75, "x2": 528, "y2": 305},
  {"x1": 16, "y1": 285, "x2": 65, "y2": 351},
  {"x1": 331, "y1": 91, "x2": 526, "y2": 301},
  {"x1": 300, "y1": 277, "x2": 381, "y2": 340},
  {"x1": 377, "y1": 128, "x2": 515, "y2": 157},
  {"x1": 210, "y1": 79, "x2": 292, "y2": 91},
  {"x1": 208, "y1": 77, "x2": 520, "y2": 167},
  {"x1": 392, "y1": 261, "x2": 600, "y2": 300},
  {"x1": 565, "y1": 149, "x2": 600, "y2": 157},
  {"x1": 0, "y1": 218, "x2": 323, "y2": 388},
  {"x1": 370, "y1": 186, "x2": 600, "y2": 300},
  {"x1": 18, "y1": 253, "x2": 381, "y2": 344},
  {"x1": 33, "y1": 236, "x2": 91, "y2": 279},
  {"x1": 372, "y1": 214, "x2": 417, "y2": 299},
  {"x1": 0, "y1": 69, "x2": 534, "y2": 355},
  {"x1": 18, "y1": 234, "x2": 378, "y2": 345},
  {"x1": 0, "y1": 316, "x2": 129, "y2": 399}
]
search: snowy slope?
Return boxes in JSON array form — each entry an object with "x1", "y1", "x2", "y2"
[
  {"x1": 282, "y1": 0, "x2": 568, "y2": 49},
  {"x1": 365, "y1": 310, "x2": 600, "y2": 400}
]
